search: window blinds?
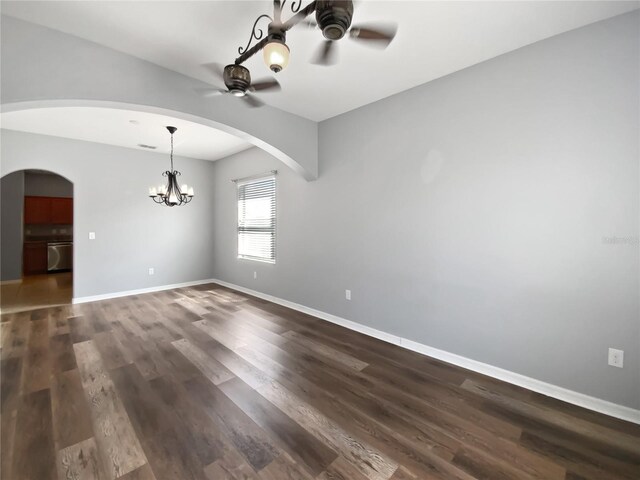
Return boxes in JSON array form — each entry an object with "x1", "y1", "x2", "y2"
[{"x1": 237, "y1": 175, "x2": 276, "y2": 263}]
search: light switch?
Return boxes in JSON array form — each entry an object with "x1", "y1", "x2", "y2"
[{"x1": 89, "y1": 232, "x2": 96, "y2": 240}]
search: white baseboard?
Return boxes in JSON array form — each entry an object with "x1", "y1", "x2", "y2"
[
  {"x1": 72, "y1": 278, "x2": 216, "y2": 304},
  {"x1": 1, "y1": 279, "x2": 22, "y2": 285},
  {"x1": 212, "y1": 279, "x2": 640, "y2": 425}
]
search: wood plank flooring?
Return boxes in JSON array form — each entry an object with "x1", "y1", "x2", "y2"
[
  {"x1": 0, "y1": 272, "x2": 73, "y2": 314},
  {"x1": 1, "y1": 283, "x2": 639, "y2": 480}
]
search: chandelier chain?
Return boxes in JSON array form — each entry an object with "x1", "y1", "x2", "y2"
[{"x1": 170, "y1": 131, "x2": 174, "y2": 171}]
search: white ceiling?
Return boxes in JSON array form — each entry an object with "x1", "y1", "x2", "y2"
[
  {"x1": 1, "y1": 1, "x2": 638, "y2": 121},
  {"x1": 0, "y1": 107, "x2": 252, "y2": 161}
]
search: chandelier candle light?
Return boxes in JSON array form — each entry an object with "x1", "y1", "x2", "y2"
[{"x1": 148, "y1": 126, "x2": 194, "y2": 207}]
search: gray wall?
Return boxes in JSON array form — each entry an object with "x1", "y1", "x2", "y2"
[
  {"x1": 24, "y1": 171, "x2": 73, "y2": 197},
  {"x1": 1, "y1": 129, "x2": 216, "y2": 298},
  {"x1": 0, "y1": 171, "x2": 24, "y2": 281},
  {"x1": 211, "y1": 12, "x2": 640, "y2": 409}
]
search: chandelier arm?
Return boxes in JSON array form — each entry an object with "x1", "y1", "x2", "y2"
[
  {"x1": 173, "y1": 171, "x2": 187, "y2": 206},
  {"x1": 169, "y1": 174, "x2": 178, "y2": 203},
  {"x1": 171, "y1": 172, "x2": 179, "y2": 203},
  {"x1": 238, "y1": 14, "x2": 273, "y2": 56},
  {"x1": 175, "y1": 171, "x2": 182, "y2": 196}
]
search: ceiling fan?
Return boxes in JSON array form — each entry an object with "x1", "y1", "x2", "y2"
[
  {"x1": 200, "y1": 63, "x2": 280, "y2": 108},
  {"x1": 200, "y1": 1, "x2": 397, "y2": 104},
  {"x1": 307, "y1": 1, "x2": 397, "y2": 65}
]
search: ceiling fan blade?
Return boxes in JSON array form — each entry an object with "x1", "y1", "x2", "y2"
[
  {"x1": 299, "y1": 19, "x2": 317, "y2": 29},
  {"x1": 201, "y1": 62, "x2": 225, "y2": 80},
  {"x1": 250, "y1": 78, "x2": 281, "y2": 92},
  {"x1": 242, "y1": 94, "x2": 264, "y2": 108},
  {"x1": 194, "y1": 87, "x2": 227, "y2": 97},
  {"x1": 349, "y1": 23, "x2": 397, "y2": 47},
  {"x1": 311, "y1": 40, "x2": 338, "y2": 66}
]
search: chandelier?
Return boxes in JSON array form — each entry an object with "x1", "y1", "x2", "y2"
[{"x1": 148, "y1": 126, "x2": 194, "y2": 207}]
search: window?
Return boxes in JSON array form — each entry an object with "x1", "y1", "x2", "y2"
[{"x1": 237, "y1": 174, "x2": 276, "y2": 263}]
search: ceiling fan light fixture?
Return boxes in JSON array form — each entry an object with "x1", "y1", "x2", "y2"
[
  {"x1": 211, "y1": 0, "x2": 395, "y2": 94},
  {"x1": 263, "y1": 39, "x2": 290, "y2": 73},
  {"x1": 315, "y1": 0, "x2": 353, "y2": 40},
  {"x1": 322, "y1": 24, "x2": 345, "y2": 40}
]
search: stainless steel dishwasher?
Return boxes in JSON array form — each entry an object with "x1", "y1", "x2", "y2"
[{"x1": 47, "y1": 242, "x2": 73, "y2": 272}]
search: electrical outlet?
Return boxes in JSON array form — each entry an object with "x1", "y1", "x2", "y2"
[
  {"x1": 88, "y1": 232, "x2": 96, "y2": 240},
  {"x1": 608, "y1": 348, "x2": 624, "y2": 368},
  {"x1": 345, "y1": 289, "x2": 351, "y2": 300},
  {"x1": 254, "y1": 271, "x2": 257, "y2": 279},
  {"x1": 148, "y1": 267, "x2": 155, "y2": 276}
]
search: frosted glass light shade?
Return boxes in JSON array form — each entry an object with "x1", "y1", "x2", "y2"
[{"x1": 263, "y1": 41, "x2": 290, "y2": 73}]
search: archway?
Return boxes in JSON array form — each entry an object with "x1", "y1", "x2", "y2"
[
  {"x1": 0, "y1": 169, "x2": 74, "y2": 313},
  {"x1": 1, "y1": 99, "x2": 317, "y2": 180}
]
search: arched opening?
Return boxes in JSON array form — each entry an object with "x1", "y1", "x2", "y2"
[
  {"x1": 0, "y1": 169, "x2": 73, "y2": 313},
  {"x1": 1, "y1": 100, "x2": 317, "y2": 180}
]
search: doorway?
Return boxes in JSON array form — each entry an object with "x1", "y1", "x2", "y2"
[{"x1": 0, "y1": 169, "x2": 73, "y2": 313}]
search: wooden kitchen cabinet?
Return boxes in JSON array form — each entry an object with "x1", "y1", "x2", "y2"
[
  {"x1": 23, "y1": 242, "x2": 48, "y2": 275},
  {"x1": 50, "y1": 198, "x2": 73, "y2": 224},
  {"x1": 24, "y1": 196, "x2": 51, "y2": 224},
  {"x1": 24, "y1": 196, "x2": 73, "y2": 224}
]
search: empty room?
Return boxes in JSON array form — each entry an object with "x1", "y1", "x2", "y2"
[{"x1": 0, "y1": 1, "x2": 638, "y2": 479}]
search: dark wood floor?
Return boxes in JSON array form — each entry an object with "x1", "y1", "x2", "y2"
[{"x1": 1, "y1": 283, "x2": 639, "y2": 480}]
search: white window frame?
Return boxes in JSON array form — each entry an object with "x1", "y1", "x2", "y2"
[{"x1": 236, "y1": 174, "x2": 276, "y2": 264}]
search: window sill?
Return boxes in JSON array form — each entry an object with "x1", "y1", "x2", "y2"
[{"x1": 237, "y1": 256, "x2": 276, "y2": 264}]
